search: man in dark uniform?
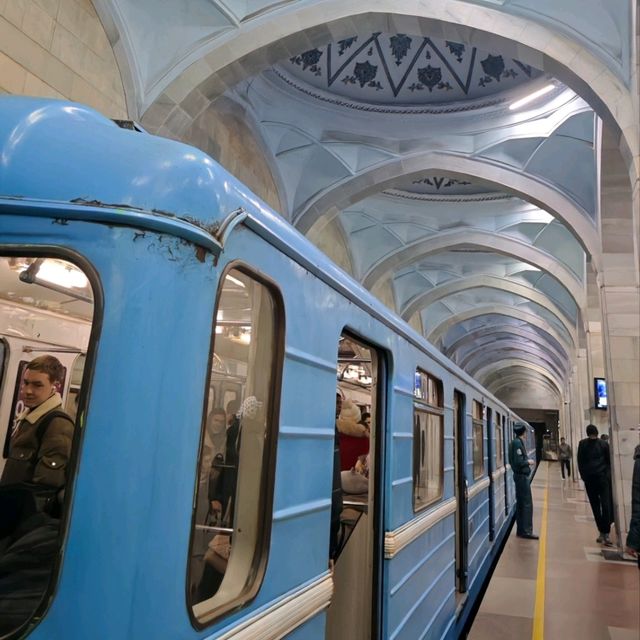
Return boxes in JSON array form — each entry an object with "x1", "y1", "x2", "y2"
[{"x1": 508, "y1": 423, "x2": 538, "y2": 539}]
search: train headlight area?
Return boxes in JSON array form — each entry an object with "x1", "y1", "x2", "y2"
[{"x1": 0, "y1": 97, "x2": 637, "y2": 640}]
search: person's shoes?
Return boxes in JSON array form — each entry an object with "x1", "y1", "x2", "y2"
[
  {"x1": 602, "y1": 535, "x2": 614, "y2": 547},
  {"x1": 596, "y1": 534, "x2": 605, "y2": 544},
  {"x1": 517, "y1": 533, "x2": 539, "y2": 540}
]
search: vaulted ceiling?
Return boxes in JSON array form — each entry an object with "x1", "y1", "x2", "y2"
[{"x1": 93, "y1": 0, "x2": 636, "y2": 411}]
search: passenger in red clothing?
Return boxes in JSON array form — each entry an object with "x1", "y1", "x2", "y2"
[{"x1": 337, "y1": 399, "x2": 369, "y2": 470}]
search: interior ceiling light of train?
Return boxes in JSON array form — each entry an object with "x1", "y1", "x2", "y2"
[{"x1": 0, "y1": 258, "x2": 93, "y2": 319}]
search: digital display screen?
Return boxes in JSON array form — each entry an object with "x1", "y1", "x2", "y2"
[{"x1": 594, "y1": 377, "x2": 607, "y2": 410}]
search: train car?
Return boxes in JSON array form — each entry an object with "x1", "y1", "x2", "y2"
[{"x1": 0, "y1": 97, "x2": 535, "y2": 640}]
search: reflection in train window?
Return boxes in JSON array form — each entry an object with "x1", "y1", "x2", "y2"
[
  {"x1": 0, "y1": 255, "x2": 94, "y2": 636},
  {"x1": 188, "y1": 267, "x2": 282, "y2": 626},
  {"x1": 413, "y1": 369, "x2": 443, "y2": 511},
  {"x1": 495, "y1": 413, "x2": 504, "y2": 468},
  {"x1": 472, "y1": 401, "x2": 484, "y2": 479}
]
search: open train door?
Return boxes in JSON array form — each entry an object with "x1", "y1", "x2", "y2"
[
  {"x1": 326, "y1": 334, "x2": 385, "y2": 640},
  {"x1": 453, "y1": 390, "x2": 469, "y2": 602}
]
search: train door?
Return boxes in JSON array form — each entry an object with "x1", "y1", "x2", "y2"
[
  {"x1": 453, "y1": 390, "x2": 468, "y2": 597},
  {"x1": 486, "y1": 407, "x2": 495, "y2": 541},
  {"x1": 327, "y1": 334, "x2": 384, "y2": 640}
]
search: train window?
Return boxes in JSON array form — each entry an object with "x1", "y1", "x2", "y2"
[
  {"x1": 472, "y1": 400, "x2": 484, "y2": 479},
  {"x1": 0, "y1": 255, "x2": 94, "y2": 636},
  {"x1": 413, "y1": 369, "x2": 444, "y2": 511},
  {"x1": 188, "y1": 267, "x2": 282, "y2": 626},
  {"x1": 495, "y1": 413, "x2": 504, "y2": 468}
]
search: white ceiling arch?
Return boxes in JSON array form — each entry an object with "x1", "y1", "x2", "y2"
[
  {"x1": 482, "y1": 367, "x2": 563, "y2": 403},
  {"x1": 361, "y1": 230, "x2": 586, "y2": 306},
  {"x1": 294, "y1": 151, "x2": 600, "y2": 266},
  {"x1": 400, "y1": 275, "x2": 578, "y2": 326},
  {"x1": 97, "y1": 0, "x2": 635, "y2": 160},
  {"x1": 460, "y1": 340, "x2": 569, "y2": 382},
  {"x1": 444, "y1": 325, "x2": 570, "y2": 368},
  {"x1": 427, "y1": 305, "x2": 576, "y2": 351},
  {"x1": 473, "y1": 358, "x2": 565, "y2": 393}
]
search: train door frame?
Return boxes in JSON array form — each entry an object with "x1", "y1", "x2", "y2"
[
  {"x1": 486, "y1": 406, "x2": 495, "y2": 542},
  {"x1": 453, "y1": 389, "x2": 468, "y2": 596},
  {"x1": 503, "y1": 415, "x2": 509, "y2": 516},
  {"x1": 328, "y1": 331, "x2": 387, "y2": 640}
]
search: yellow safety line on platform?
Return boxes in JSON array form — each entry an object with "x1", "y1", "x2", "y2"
[{"x1": 532, "y1": 464, "x2": 549, "y2": 640}]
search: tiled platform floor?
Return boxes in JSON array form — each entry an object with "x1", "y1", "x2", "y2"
[{"x1": 468, "y1": 462, "x2": 640, "y2": 640}]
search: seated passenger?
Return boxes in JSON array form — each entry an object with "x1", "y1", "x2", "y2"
[
  {"x1": 1, "y1": 355, "x2": 74, "y2": 534},
  {"x1": 198, "y1": 396, "x2": 263, "y2": 600},
  {"x1": 337, "y1": 399, "x2": 369, "y2": 470},
  {"x1": 0, "y1": 355, "x2": 74, "y2": 634}
]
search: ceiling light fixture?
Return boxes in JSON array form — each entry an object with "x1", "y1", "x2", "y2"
[
  {"x1": 34, "y1": 260, "x2": 89, "y2": 289},
  {"x1": 19, "y1": 258, "x2": 92, "y2": 303},
  {"x1": 509, "y1": 84, "x2": 555, "y2": 111}
]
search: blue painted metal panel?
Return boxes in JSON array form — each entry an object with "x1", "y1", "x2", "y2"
[{"x1": 387, "y1": 516, "x2": 456, "y2": 640}]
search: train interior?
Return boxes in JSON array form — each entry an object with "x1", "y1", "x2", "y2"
[
  {"x1": 188, "y1": 267, "x2": 278, "y2": 624},
  {"x1": 327, "y1": 334, "x2": 379, "y2": 640},
  {"x1": 0, "y1": 255, "x2": 93, "y2": 633}
]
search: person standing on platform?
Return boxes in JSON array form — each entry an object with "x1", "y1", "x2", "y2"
[
  {"x1": 558, "y1": 437, "x2": 572, "y2": 479},
  {"x1": 508, "y1": 423, "x2": 538, "y2": 540},
  {"x1": 624, "y1": 443, "x2": 640, "y2": 565},
  {"x1": 577, "y1": 424, "x2": 614, "y2": 546}
]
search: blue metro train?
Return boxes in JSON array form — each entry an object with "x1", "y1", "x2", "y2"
[{"x1": 0, "y1": 98, "x2": 535, "y2": 639}]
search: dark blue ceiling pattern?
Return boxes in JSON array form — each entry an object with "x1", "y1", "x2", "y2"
[
  {"x1": 286, "y1": 33, "x2": 542, "y2": 105},
  {"x1": 411, "y1": 176, "x2": 472, "y2": 190},
  {"x1": 391, "y1": 174, "x2": 500, "y2": 196}
]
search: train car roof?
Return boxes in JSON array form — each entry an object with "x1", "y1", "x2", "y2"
[
  {"x1": 0, "y1": 97, "x2": 255, "y2": 226},
  {"x1": 0, "y1": 97, "x2": 523, "y2": 418}
]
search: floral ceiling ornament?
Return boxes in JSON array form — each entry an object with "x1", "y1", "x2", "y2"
[
  {"x1": 445, "y1": 41, "x2": 466, "y2": 63},
  {"x1": 390, "y1": 34, "x2": 412, "y2": 65},
  {"x1": 285, "y1": 33, "x2": 540, "y2": 104},
  {"x1": 411, "y1": 177, "x2": 473, "y2": 190},
  {"x1": 338, "y1": 36, "x2": 358, "y2": 56},
  {"x1": 345, "y1": 61, "x2": 382, "y2": 90},
  {"x1": 290, "y1": 48, "x2": 323, "y2": 75}
]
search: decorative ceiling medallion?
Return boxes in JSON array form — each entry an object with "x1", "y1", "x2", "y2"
[
  {"x1": 286, "y1": 33, "x2": 542, "y2": 106},
  {"x1": 411, "y1": 177, "x2": 472, "y2": 190},
  {"x1": 271, "y1": 68, "x2": 509, "y2": 115}
]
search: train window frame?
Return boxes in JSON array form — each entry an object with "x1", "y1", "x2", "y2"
[
  {"x1": 472, "y1": 400, "x2": 484, "y2": 480},
  {"x1": 495, "y1": 413, "x2": 504, "y2": 469},
  {"x1": 412, "y1": 368, "x2": 444, "y2": 512},
  {"x1": 0, "y1": 338, "x2": 7, "y2": 397},
  {"x1": 0, "y1": 247, "x2": 102, "y2": 636},
  {"x1": 187, "y1": 263, "x2": 284, "y2": 629}
]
